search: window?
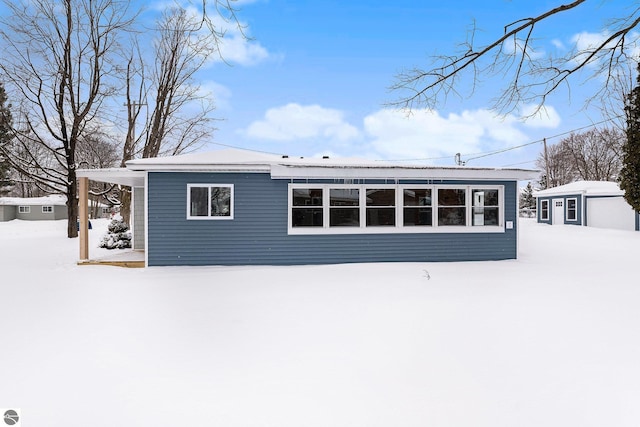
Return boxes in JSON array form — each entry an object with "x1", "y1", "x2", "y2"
[
  {"x1": 187, "y1": 184, "x2": 233, "y2": 219},
  {"x1": 292, "y1": 188, "x2": 323, "y2": 227},
  {"x1": 288, "y1": 184, "x2": 504, "y2": 234},
  {"x1": 540, "y1": 200, "x2": 549, "y2": 220},
  {"x1": 438, "y1": 188, "x2": 466, "y2": 226},
  {"x1": 366, "y1": 189, "x2": 395, "y2": 226},
  {"x1": 42, "y1": 206, "x2": 53, "y2": 213},
  {"x1": 472, "y1": 189, "x2": 499, "y2": 226},
  {"x1": 403, "y1": 188, "x2": 432, "y2": 226},
  {"x1": 566, "y1": 198, "x2": 577, "y2": 221},
  {"x1": 18, "y1": 206, "x2": 30, "y2": 214},
  {"x1": 330, "y1": 188, "x2": 360, "y2": 227}
]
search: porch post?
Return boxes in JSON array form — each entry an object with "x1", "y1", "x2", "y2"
[{"x1": 79, "y1": 177, "x2": 89, "y2": 261}]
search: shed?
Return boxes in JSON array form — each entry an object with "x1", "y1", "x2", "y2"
[
  {"x1": 77, "y1": 148, "x2": 538, "y2": 267},
  {"x1": 533, "y1": 180, "x2": 640, "y2": 231}
]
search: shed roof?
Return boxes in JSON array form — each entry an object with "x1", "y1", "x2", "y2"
[{"x1": 533, "y1": 180, "x2": 623, "y2": 197}]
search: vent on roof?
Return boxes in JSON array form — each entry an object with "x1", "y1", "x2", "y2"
[
  {"x1": 282, "y1": 155, "x2": 289, "y2": 158},
  {"x1": 322, "y1": 156, "x2": 330, "y2": 159}
]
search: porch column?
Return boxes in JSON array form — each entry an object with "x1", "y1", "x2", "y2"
[{"x1": 79, "y1": 177, "x2": 89, "y2": 261}]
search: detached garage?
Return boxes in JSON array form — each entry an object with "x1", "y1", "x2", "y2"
[{"x1": 534, "y1": 181, "x2": 639, "y2": 231}]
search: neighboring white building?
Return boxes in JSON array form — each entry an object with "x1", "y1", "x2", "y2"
[{"x1": 534, "y1": 181, "x2": 639, "y2": 231}]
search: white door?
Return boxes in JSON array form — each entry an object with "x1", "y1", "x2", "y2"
[{"x1": 552, "y1": 198, "x2": 564, "y2": 225}]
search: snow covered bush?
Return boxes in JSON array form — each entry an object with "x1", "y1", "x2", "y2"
[{"x1": 99, "y1": 218, "x2": 132, "y2": 249}]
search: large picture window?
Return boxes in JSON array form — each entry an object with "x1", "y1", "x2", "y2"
[
  {"x1": 187, "y1": 184, "x2": 233, "y2": 219},
  {"x1": 288, "y1": 184, "x2": 504, "y2": 234}
]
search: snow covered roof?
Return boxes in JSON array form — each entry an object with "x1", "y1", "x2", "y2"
[
  {"x1": 0, "y1": 194, "x2": 67, "y2": 206},
  {"x1": 533, "y1": 180, "x2": 624, "y2": 197},
  {"x1": 76, "y1": 168, "x2": 146, "y2": 187},
  {"x1": 123, "y1": 148, "x2": 539, "y2": 181}
]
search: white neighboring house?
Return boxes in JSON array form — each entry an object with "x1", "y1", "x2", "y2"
[{"x1": 534, "y1": 181, "x2": 640, "y2": 231}]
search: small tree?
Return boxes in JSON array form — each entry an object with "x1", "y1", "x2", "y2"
[
  {"x1": 99, "y1": 218, "x2": 132, "y2": 250},
  {"x1": 519, "y1": 182, "x2": 536, "y2": 209},
  {"x1": 620, "y1": 63, "x2": 640, "y2": 212}
]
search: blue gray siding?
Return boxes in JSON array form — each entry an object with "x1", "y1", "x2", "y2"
[
  {"x1": 537, "y1": 194, "x2": 583, "y2": 225},
  {"x1": 147, "y1": 172, "x2": 519, "y2": 266}
]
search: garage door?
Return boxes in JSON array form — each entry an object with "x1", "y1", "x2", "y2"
[{"x1": 587, "y1": 197, "x2": 636, "y2": 231}]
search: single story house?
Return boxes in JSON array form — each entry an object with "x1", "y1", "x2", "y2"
[
  {"x1": 0, "y1": 195, "x2": 67, "y2": 221},
  {"x1": 534, "y1": 180, "x2": 640, "y2": 231},
  {"x1": 77, "y1": 148, "x2": 538, "y2": 267}
]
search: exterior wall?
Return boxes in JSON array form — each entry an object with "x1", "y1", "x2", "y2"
[
  {"x1": 0, "y1": 205, "x2": 17, "y2": 221},
  {"x1": 15, "y1": 204, "x2": 67, "y2": 221},
  {"x1": 132, "y1": 186, "x2": 145, "y2": 250},
  {"x1": 536, "y1": 194, "x2": 583, "y2": 225},
  {"x1": 146, "y1": 172, "x2": 519, "y2": 266}
]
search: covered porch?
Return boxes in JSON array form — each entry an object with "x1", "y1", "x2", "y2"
[{"x1": 76, "y1": 168, "x2": 146, "y2": 267}]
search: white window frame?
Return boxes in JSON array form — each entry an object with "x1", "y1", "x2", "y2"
[
  {"x1": 18, "y1": 206, "x2": 30, "y2": 214},
  {"x1": 186, "y1": 184, "x2": 234, "y2": 220},
  {"x1": 540, "y1": 200, "x2": 549, "y2": 220},
  {"x1": 42, "y1": 206, "x2": 53, "y2": 213},
  {"x1": 566, "y1": 197, "x2": 578, "y2": 221},
  {"x1": 288, "y1": 183, "x2": 504, "y2": 235}
]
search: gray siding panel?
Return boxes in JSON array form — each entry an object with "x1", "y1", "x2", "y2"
[{"x1": 147, "y1": 172, "x2": 519, "y2": 266}]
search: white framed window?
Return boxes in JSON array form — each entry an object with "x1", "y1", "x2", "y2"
[
  {"x1": 18, "y1": 206, "x2": 30, "y2": 214},
  {"x1": 42, "y1": 206, "x2": 53, "y2": 213},
  {"x1": 187, "y1": 184, "x2": 234, "y2": 220},
  {"x1": 288, "y1": 184, "x2": 504, "y2": 234},
  {"x1": 540, "y1": 200, "x2": 549, "y2": 220},
  {"x1": 566, "y1": 198, "x2": 577, "y2": 221}
]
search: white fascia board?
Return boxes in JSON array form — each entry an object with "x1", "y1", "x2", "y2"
[
  {"x1": 77, "y1": 168, "x2": 146, "y2": 187},
  {"x1": 270, "y1": 164, "x2": 539, "y2": 181},
  {"x1": 126, "y1": 163, "x2": 271, "y2": 173}
]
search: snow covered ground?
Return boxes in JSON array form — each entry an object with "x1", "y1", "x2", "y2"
[{"x1": 1, "y1": 218, "x2": 640, "y2": 427}]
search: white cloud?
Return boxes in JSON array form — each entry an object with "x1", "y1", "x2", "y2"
[
  {"x1": 363, "y1": 108, "x2": 532, "y2": 160},
  {"x1": 243, "y1": 103, "x2": 361, "y2": 142},
  {"x1": 519, "y1": 104, "x2": 561, "y2": 128}
]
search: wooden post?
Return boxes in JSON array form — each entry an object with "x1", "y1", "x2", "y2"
[{"x1": 79, "y1": 177, "x2": 89, "y2": 261}]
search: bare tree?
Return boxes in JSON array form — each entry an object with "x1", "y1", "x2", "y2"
[
  {"x1": 536, "y1": 142, "x2": 576, "y2": 189},
  {"x1": 563, "y1": 128, "x2": 623, "y2": 181},
  {"x1": 118, "y1": 6, "x2": 220, "y2": 224},
  {"x1": 0, "y1": 0, "x2": 135, "y2": 237},
  {"x1": 391, "y1": 1, "x2": 640, "y2": 115},
  {"x1": 536, "y1": 128, "x2": 623, "y2": 187}
]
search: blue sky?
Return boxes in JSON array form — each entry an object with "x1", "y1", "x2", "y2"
[
  {"x1": 2, "y1": 0, "x2": 635, "y2": 169},
  {"x1": 195, "y1": 0, "x2": 637, "y2": 168}
]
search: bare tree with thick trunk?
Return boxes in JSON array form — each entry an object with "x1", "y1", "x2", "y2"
[{"x1": 0, "y1": 0, "x2": 134, "y2": 237}]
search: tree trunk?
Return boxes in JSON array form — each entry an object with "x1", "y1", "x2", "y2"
[{"x1": 67, "y1": 172, "x2": 78, "y2": 238}]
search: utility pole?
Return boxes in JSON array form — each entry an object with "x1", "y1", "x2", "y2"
[{"x1": 543, "y1": 138, "x2": 551, "y2": 188}]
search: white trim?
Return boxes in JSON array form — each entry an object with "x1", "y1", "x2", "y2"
[
  {"x1": 41, "y1": 205, "x2": 53, "y2": 213},
  {"x1": 566, "y1": 197, "x2": 578, "y2": 222},
  {"x1": 186, "y1": 184, "x2": 234, "y2": 220},
  {"x1": 144, "y1": 173, "x2": 149, "y2": 268},
  {"x1": 288, "y1": 183, "x2": 505, "y2": 235},
  {"x1": 18, "y1": 206, "x2": 30, "y2": 214},
  {"x1": 540, "y1": 199, "x2": 549, "y2": 220}
]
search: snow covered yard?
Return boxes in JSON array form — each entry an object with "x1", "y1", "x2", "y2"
[{"x1": 1, "y1": 218, "x2": 640, "y2": 427}]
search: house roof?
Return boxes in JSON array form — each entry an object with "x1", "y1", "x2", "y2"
[
  {"x1": 121, "y1": 148, "x2": 539, "y2": 181},
  {"x1": 533, "y1": 180, "x2": 624, "y2": 197},
  {"x1": 0, "y1": 194, "x2": 67, "y2": 206}
]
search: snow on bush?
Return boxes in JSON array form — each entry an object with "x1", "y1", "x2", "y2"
[{"x1": 99, "y1": 218, "x2": 132, "y2": 249}]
